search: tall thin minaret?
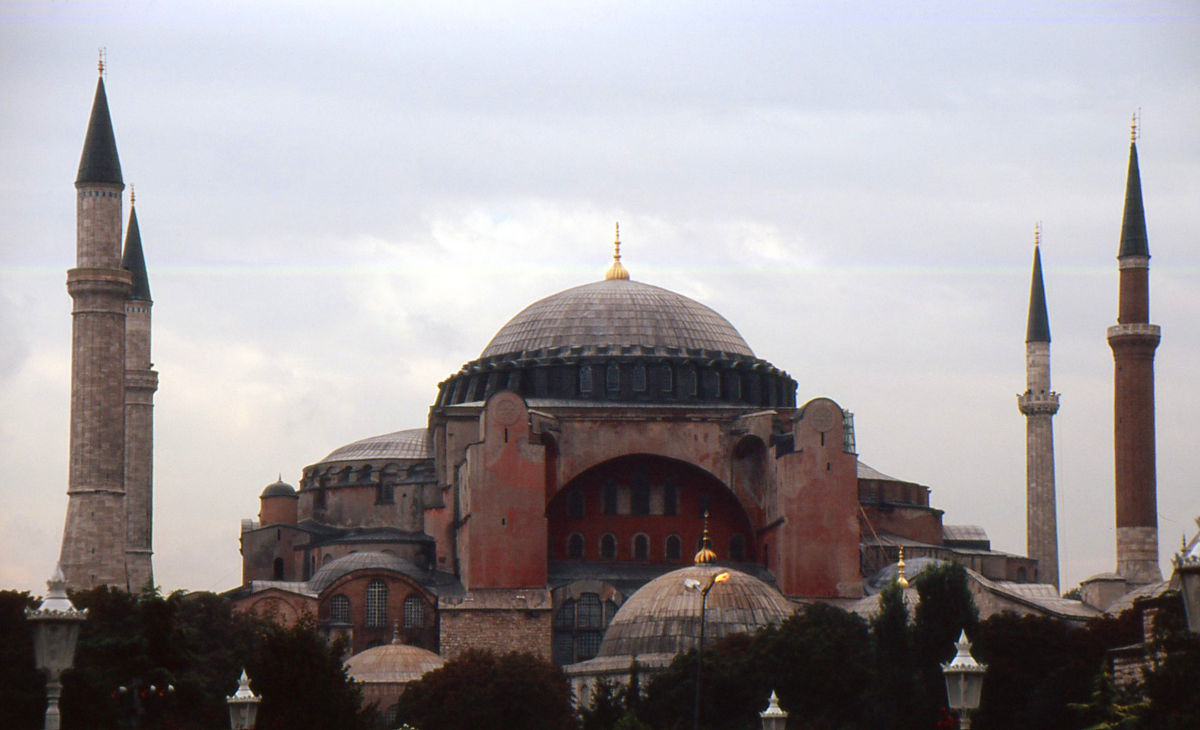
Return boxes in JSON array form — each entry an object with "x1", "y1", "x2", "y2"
[
  {"x1": 123, "y1": 195, "x2": 158, "y2": 591},
  {"x1": 1108, "y1": 119, "x2": 1162, "y2": 585},
  {"x1": 1018, "y1": 226, "x2": 1060, "y2": 589},
  {"x1": 60, "y1": 62, "x2": 133, "y2": 590}
]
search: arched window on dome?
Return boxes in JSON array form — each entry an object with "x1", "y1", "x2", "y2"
[
  {"x1": 632, "y1": 363, "x2": 647, "y2": 392},
  {"x1": 365, "y1": 580, "x2": 388, "y2": 628},
  {"x1": 403, "y1": 595, "x2": 424, "y2": 628},
  {"x1": 633, "y1": 533, "x2": 649, "y2": 560},
  {"x1": 330, "y1": 594, "x2": 350, "y2": 624},
  {"x1": 579, "y1": 365, "x2": 594, "y2": 395},
  {"x1": 605, "y1": 362, "x2": 620, "y2": 392},
  {"x1": 666, "y1": 534, "x2": 682, "y2": 561},
  {"x1": 730, "y1": 533, "x2": 747, "y2": 562},
  {"x1": 661, "y1": 364, "x2": 674, "y2": 392},
  {"x1": 567, "y1": 533, "x2": 585, "y2": 559},
  {"x1": 682, "y1": 366, "x2": 697, "y2": 397},
  {"x1": 600, "y1": 533, "x2": 617, "y2": 560}
]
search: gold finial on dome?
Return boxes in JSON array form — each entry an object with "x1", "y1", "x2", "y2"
[
  {"x1": 391, "y1": 620, "x2": 401, "y2": 645},
  {"x1": 896, "y1": 546, "x2": 910, "y2": 589},
  {"x1": 605, "y1": 222, "x2": 630, "y2": 280},
  {"x1": 694, "y1": 510, "x2": 717, "y2": 565}
]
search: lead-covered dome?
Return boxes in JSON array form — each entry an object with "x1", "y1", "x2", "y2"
[{"x1": 481, "y1": 278, "x2": 754, "y2": 359}]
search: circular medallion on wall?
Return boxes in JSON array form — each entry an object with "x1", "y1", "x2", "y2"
[{"x1": 806, "y1": 401, "x2": 839, "y2": 432}]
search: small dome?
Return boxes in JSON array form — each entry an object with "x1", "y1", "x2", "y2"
[
  {"x1": 598, "y1": 565, "x2": 793, "y2": 659},
  {"x1": 481, "y1": 278, "x2": 754, "y2": 359},
  {"x1": 345, "y1": 641, "x2": 444, "y2": 684},
  {"x1": 309, "y1": 551, "x2": 427, "y2": 594},
  {"x1": 317, "y1": 428, "x2": 430, "y2": 465},
  {"x1": 260, "y1": 478, "x2": 297, "y2": 498}
]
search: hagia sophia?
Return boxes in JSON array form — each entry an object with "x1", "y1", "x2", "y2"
[{"x1": 55, "y1": 68, "x2": 1176, "y2": 713}]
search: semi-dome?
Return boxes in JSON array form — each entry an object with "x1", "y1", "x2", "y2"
[
  {"x1": 597, "y1": 564, "x2": 794, "y2": 659},
  {"x1": 317, "y1": 428, "x2": 431, "y2": 465},
  {"x1": 481, "y1": 278, "x2": 754, "y2": 359},
  {"x1": 260, "y1": 478, "x2": 297, "y2": 499},
  {"x1": 309, "y1": 551, "x2": 428, "y2": 593}
]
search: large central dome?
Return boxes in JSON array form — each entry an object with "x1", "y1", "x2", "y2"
[{"x1": 481, "y1": 278, "x2": 754, "y2": 359}]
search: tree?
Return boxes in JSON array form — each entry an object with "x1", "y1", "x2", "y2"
[
  {"x1": 0, "y1": 591, "x2": 45, "y2": 730},
  {"x1": 396, "y1": 649, "x2": 577, "y2": 730},
  {"x1": 865, "y1": 581, "x2": 919, "y2": 730},
  {"x1": 911, "y1": 563, "x2": 979, "y2": 727}
]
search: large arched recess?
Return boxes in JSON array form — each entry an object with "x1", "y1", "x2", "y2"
[{"x1": 546, "y1": 454, "x2": 756, "y2": 566}]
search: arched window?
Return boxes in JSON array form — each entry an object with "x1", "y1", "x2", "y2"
[
  {"x1": 272, "y1": 557, "x2": 285, "y2": 580},
  {"x1": 578, "y1": 593, "x2": 602, "y2": 628},
  {"x1": 551, "y1": 592, "x2": 620, "y2": 666},
  {"x1": 661, "y1": 364, "x2": 674, "y2": 392},
  {"x1": 403, "y1": 595, "x2": 424, "y2": 628},
  {"x1": 631, "y1": 480, "x2": 650, "y2": 515},
  {"x1": 579, "y1": 365, "x2": 594, "y2": 394},
  {"x1": 666, "y1": 534, "x2": 682, "y2": 561},
  {"x1": 663, "y1": 482, "x2": 678, "y2": 516},
  {"x1": 568, "y1": 533, "x2": 585, "y2": 559},
  {"x1": 605, "y1": 362, "x2": 620, "y2": 391},
  {"x1": 633, "y1": 534, "x2": 649, "y2": 560},
  {"x1": 600, "y1": 533, "x2": 617, "y2": 560},
  {"x1": 330, "y1": 594, "x2": 350, "y2": 624},
  {"x1": 603, "y1": 483, "x2": 618, "y2": 515},
  {"x1": 365, "y1": 580, "x2": 388, "y2": 628},
  {"x1": 632, "y1": 364, "x2": 647, "y2": 392},
  {"x1": 568, "y1": 490, "x2": 585, "y2": 519},
  {"x1": 1017, "y1": 566, "x2": 1028, "y2": 583},
  {"x1": 729, "y1": 533, "x2": 746, "y2": 562}
]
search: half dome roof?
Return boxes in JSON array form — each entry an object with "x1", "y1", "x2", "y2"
[{"x1": 480, "y1": 278, "x2": 754, "y2": 359}]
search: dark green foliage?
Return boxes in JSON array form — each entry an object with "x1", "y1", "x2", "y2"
[
  {"x1": 0, "y1": 591, "x2": 46, "y2": 730},
  {"x1": 6, "y1": 585, "x2": 367, "y2": 730},
  {"x1": 1136, "y1": 632, "x2": 1200, "y2": 729},
  {"x1": 395, "y1": 649, "x2": 577, "y2": 730},
  {"x1": 911, "y1": 563, "x2": 979, "y2": 727},
  {"x1": 864, "y1": 581, "x2": 919, "y2": 730}
]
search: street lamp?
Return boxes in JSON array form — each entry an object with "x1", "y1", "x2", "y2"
[
  {"x1": 25, "y1": 565, "x2": 87, "y2": 730},
  {"x1": 1173, "y1": 532, "x2": 1200, "y2": 634},
  {"x1": 226, "y1": 669, "x2": 261, "y2": 730},
  {"x1": 759, "y1": 690, "x2": 788, "y2": 730},
  {"x1": 684, "y1": 570, "x2": 729, "y2": 730},
  {"x1": 941, "y1": 631, "x2": 987, "y2": 730}
]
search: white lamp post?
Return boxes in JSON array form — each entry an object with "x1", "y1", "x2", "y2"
[
  {"x1": 25, "y1": 565, "x2": 87, "y2": 730},
  {"x1": 1173, "y1": 534, "x2": 1200, "y2": 634},
  {"x1": 226, "y1": 669, "x2": 261, "y2": 729},
  {"x1": 941, "y1": 631, "x2": 987, "y2": 730},
  {"x1": 759, "y1": 690, "x2": 788, "y2": 730}
]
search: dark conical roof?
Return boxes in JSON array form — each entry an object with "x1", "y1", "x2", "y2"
[
  {"x1": 1118, "y1": 142, "x2": 1149, "y2": 258},
  {"x1": 76, "y1": 77, "x2": 123, "y2": 185},
  {"x1": 122, "y1": 207, "x2": 151, "y2": 301},
  {"x1": 1025, "y1": 245, "x2": 1050, "y2": 343}
]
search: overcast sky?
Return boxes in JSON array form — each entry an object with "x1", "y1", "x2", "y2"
[{"x1": 2, "y1": 1, "x2": 1198, "y2": 597}]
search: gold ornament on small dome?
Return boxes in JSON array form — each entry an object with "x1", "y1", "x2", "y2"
[
  {"x1": 896, "y1": 546, "x2": 910, "y2": 589},
  {"x1": 605, "y1": 222, "x2": 630, "y2": 280},
  {"x1": 694, "y1": 510, "x2": 718, "y2": 565}
]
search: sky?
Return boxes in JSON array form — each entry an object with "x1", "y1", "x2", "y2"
[{"x1": 1, "y1": 1, "x2": 1198, "y2": 597}]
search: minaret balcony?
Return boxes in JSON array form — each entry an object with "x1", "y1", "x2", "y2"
[
  {"x1": 1017, "y1": 390, "x2": 1060, "y2": 415},
  {"x1": 1107, "y1": 323, "x2": 1161, "y2": 348}
]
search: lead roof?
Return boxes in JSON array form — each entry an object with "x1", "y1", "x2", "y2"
[
  {"x1": 76, "y1": 77, "x2": 123, "y2": 185},
  {"x1": 1118, "y1": 142, "x2": 1150, "y2": 258}
]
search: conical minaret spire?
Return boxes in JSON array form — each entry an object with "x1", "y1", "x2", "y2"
[
  {"x1": 1107, "y1": 121, "x2": 1161, "y2": 585},
  {"x1": 1018, "y1": 225, "x2": 1060, "y2": 589}
]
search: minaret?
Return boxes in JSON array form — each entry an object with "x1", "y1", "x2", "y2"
[
  {"x1": 1107, "y1": 119, "x2": 1162, "y2": 585},
  {"x1": 60, "y1": 62, "x2": 133, "y2": 590},
  {"x1": 122, "y1": 193, "x2": 158, "y2": 591},
  {"x1": 1017, "y1": 227, "x2": 1060, "y2": 589}
]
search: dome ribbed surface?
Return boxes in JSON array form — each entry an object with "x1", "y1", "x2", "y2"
[
  {"x1": 318, "y1": 428, "x2": 430, "y2": 464},
  {"x1": 480, "y1": 279, "x2": 754, "y2": 359},
  {"x1": 346, "y1": 642, "x2": 444, "y2": 684},
  {"x1": 598, "y1": 565, "x2": 793, "y2": 658}
]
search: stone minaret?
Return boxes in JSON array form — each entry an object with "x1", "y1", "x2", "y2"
[
  {"x1": 123, "y1": 200, "x2": 157, "y2": 590},
  {"x1": 1108, "y1": 124, "x2": 1162, "y2": 585},
  {"x1": 60, "y1": 67, "x2": 132, "y2": 590},
  {"x1": 1017, "y1": 230, "x2": 1060, "y2": 589}
]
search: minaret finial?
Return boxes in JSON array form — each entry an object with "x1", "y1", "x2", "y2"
[
  {"x1": 130, "y1": 183, "x2": 135, "y2": 207},
  {"x1": 1130, "y1": 111, "x2": 1138, "y2": 143},
  {"x1": 1034, "y1": 221, "x2": 1040, "y2": 248},
  {"x1": 605, "y1": 222, "x2": 629, "y2": 280},
  {"x1": 98, "y1": 48, "x2": 106, "y2": 78},
  {"x1": 693, "y1": 510, "x2": 717, "y2": 564},
  {"x1": 896, "y1": 546, "x2": 910, "y2": 588}
]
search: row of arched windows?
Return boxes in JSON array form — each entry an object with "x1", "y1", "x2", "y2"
[
  {"x1": 330, "y1": 581, "x2": 426, "y2": 629},
  {"x1": 565, "y1": 532, "x2": 747, "y2": 561}
]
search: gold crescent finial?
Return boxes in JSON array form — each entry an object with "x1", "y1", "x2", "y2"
[
  {"x1": 605, "y1": 221, "x2": 630, "y2": 280},
  {"x1": 98, "y1": 48, "x2": 105, "y2": 77},
  {"x1": 693, "y1": 509, "x2": 717, "y2": 564},
  {"x1": 896, "y1": 546, "x2": 910, "y2": 589},
  {"x1": 1130, "y1": 112, "x2": 1138, "y2": 143}
]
